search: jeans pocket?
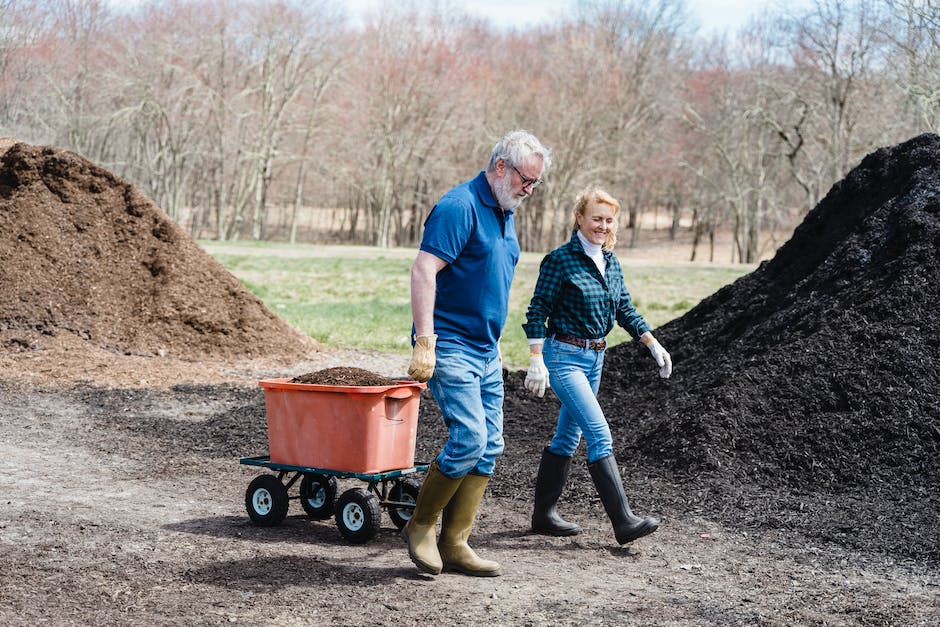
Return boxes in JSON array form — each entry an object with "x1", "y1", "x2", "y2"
[
  {"x1": 556, "y1": 343, "x2": 581, "y2": 354},
  {"x1": 545, "y1": 339, "x2": 582, "y2": 374}
]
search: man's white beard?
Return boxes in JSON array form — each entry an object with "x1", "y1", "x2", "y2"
[{"x1": 493, "y1": 171, "x2": 521, "y2": 210}]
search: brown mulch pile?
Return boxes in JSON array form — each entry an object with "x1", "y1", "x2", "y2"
[
  {"x1": 0, "y1": 142, "x2": 316, "y2": 361},
  {"x1": 290, "y1": 367, "x2": 396, "y2": 386}
]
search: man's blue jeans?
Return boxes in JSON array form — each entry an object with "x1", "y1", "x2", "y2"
[
  {"x1": 428, "y1": 343, "x2": 504, "y2": 477},
  {"x1": 544, "y1": 337, "x2": 613, "y2": 463}
]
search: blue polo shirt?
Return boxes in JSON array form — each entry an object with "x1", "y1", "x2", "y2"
[{"x1": 419, "y1": 171, "x2": 520, "y2": 355}]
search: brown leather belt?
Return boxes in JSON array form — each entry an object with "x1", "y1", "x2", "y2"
[{"x1": 554, "y1": 334, "x2": 607, "y2": 352}]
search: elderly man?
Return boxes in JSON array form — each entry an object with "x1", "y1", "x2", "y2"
[{"x1": 404, "y1": 130, "x2": 552, "y2": 577}]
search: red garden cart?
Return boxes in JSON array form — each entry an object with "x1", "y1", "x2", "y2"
[{"x1": 239, "y1": 377, "x2": 428, "y2": 544}]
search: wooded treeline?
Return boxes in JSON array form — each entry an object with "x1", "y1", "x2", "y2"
[{"x1": 1, "y1": 0, "x2": 937, "y2": 261}]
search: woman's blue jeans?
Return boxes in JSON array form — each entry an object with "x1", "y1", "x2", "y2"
[
  {"x1": 428, "y1": 343, "x2": 504, "y2": 477},
  {"x1": 544, "y1": 337, "x2": 612, "y2": 463}
]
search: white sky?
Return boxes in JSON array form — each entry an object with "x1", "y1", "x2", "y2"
[{"x1": 343, "y1": 0, "x2": 784, "y2": 34}]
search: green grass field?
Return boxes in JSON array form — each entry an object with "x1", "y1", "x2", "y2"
[{"x1": 201, "y1": 241, "x2": 752, "y2": 369}]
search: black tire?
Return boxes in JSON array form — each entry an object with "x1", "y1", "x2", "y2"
[
  {"x1": 299, "y1": 474, "x2": 337, "y2": 520},
  {"x1": 245, "y1": 474, "x2": 289, "y2": 527},
  {"x1": 334, "y1": 488, "x2": 381, "y2": 544},
  {"x1": 387, "y1": 477, "x2": 422, "y2": 530}
]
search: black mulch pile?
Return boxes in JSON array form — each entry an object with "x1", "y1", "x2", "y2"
[{"x1": 504, "y1": 133, "x2": 939, "y2": 562}]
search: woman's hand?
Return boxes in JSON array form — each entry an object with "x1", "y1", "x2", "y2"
[
  {"x1": 525, "y1": 354, "x2": 549, "y2": 397},
  {"x1": 642, "y1": 334, "x2": 673, "y2": 379}
]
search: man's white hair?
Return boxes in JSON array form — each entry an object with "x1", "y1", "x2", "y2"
[{"x1": 487, "y1": 130, "x2": 552, "y2": 173}]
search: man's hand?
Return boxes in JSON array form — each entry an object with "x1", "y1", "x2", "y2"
[
  {"x1": 408, "y1": 334, "x2": 437, "y2": 382},
  {"x1": 525, "y1": 354, "x2": 549, "y2": 397},
  {"x1": 646, "y1": 338, "x2": 673, "y2": 379}
]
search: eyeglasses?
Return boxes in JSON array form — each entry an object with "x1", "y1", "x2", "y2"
[{"x1": 511, "y1": 165, "x2": 543, "y2": 189}]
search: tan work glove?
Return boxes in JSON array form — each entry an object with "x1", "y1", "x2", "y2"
[{"x1": 408, "y1": 334, "x2": 437, "y2": 382}]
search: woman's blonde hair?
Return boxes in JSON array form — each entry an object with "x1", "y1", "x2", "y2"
[{"x1": 572, "y1": 187, "x2": 620, "y2": 251}]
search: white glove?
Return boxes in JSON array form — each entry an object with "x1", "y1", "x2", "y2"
[
  {"x1": 646, "y1": 339, "x2": 672, "y2": 379},
  {"x1": 524, "y1": 354, "x2": 549, "y2": 397}
]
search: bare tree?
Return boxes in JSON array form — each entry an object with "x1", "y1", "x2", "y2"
[
  {"x1": 4, "y1": 0, "x2": 930, "y2": 261},
  {"x1": 43, "y1": 0, "x2": 117, "y2": 157},
  {"x1": 587, "y1": 0, "x2": 691, "y2": 249},
  {"x1": 0, "y1": 0, "x2": 36, "y2": 125},
  {"x1": 681, "y1": 20, "x2": 793, "y2": 264},
  {"x1": 239, "y1": 2, "x2": 344, "y2": 241},
  {"x1": 778, "y1": 0, "x2": 891, "y2": 185},
  {"x1": 884, "y1": 0, "x2": 940, "y2": 133},
  {"x1": 514, "y1": 0, "x2": 691, "y2": 252},
  {"x1": 184, "y1": 2, "x2": 258, "y2": 241},
  {"x1": 103, "y1": 4, "x2": 210, "y2": 222},
  {"x1": 341, "y1": 1, "x2": 479, "y2": 248},
  {"x1": 286, "y1": 7, "x2": 344, "y2": 244},
  {"x1": 1, "y1": 1, "x2": 116, "y2": 157}
]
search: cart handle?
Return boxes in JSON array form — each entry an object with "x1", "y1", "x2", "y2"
[{"x1": 385, "y1": 386, "x2": 419, "y2": 400}]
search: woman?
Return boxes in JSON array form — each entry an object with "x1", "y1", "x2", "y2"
[{"x1": 521, "y1": 187, "x2": 672, "y2": 544}]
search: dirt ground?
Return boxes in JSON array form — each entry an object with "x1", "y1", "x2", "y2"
[
  {"x1": 1, "y1": 137, "x2": 938, "y2": 625},
  {"x1": 0, "y1": 354, "x2": 936, "y2": 627}
]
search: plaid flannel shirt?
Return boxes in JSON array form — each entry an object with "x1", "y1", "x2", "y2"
[{"x1": 522, "y1": 232, "x2": 650, "y2": 341}]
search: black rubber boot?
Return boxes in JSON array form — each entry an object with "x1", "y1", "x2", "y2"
[
  {"x1": 531, "y1": 448, "x2": 582, "y2": 536},
  {"x1": 588, "y1": 454, "x2": 658, "y2": 544}
]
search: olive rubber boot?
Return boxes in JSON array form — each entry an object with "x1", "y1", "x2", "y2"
[
  {"x1": 531, "y1": 448, "x2": 582, "y2": 536},
  {"x1": 401, "y1": 462, "x2": 463, "y2": 575},
  {"x1": 437, "y1": 473, "x2": 501, "y2": 577},
  {"x1": 588, "y1": 454, "x2": 659, "y2": 544}
]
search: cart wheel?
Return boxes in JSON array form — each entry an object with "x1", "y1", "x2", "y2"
[
  {"x1": 387, "y1": 477, "x2": 422, "y2": 529},
  {"x1": 245, "y1": 474, "x2": 289, "y2": 527},
  {"x1": 334, "y1": 488, "x2": 381, "y2": 544},
  {"x1": 299, "y1": 473, "x2": 337, "y2": 520}
]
